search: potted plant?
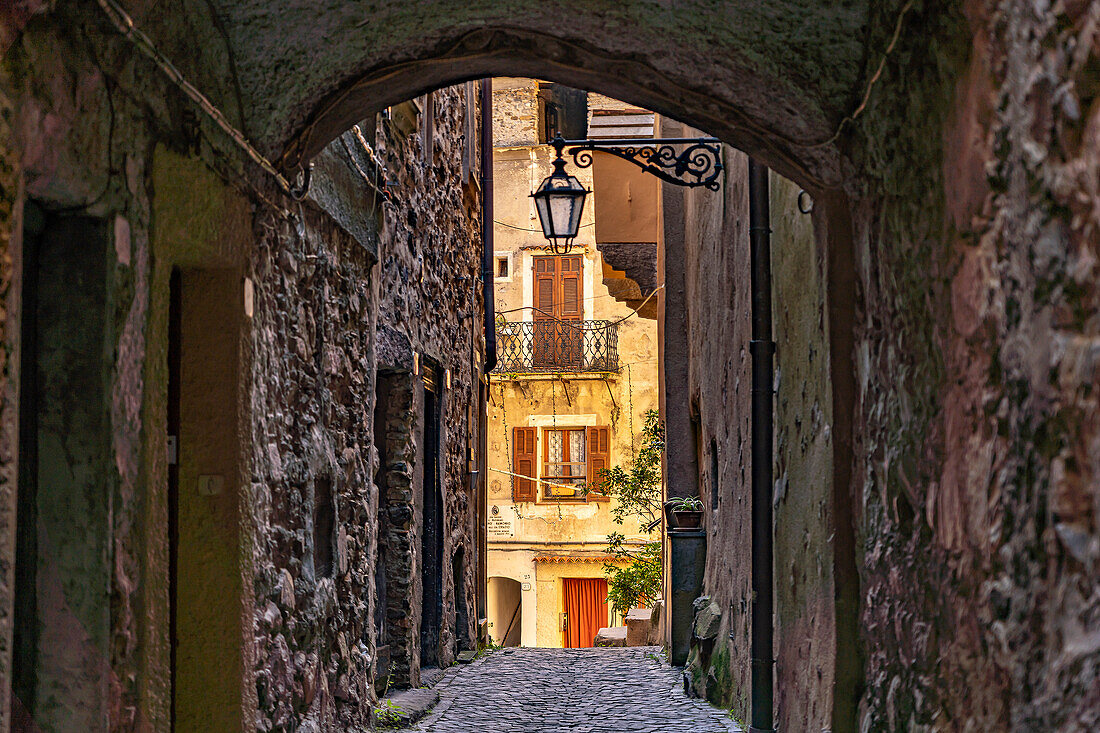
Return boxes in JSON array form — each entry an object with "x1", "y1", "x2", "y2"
[{"x1": 665, "y1": 496, "x2": 704, "y2": 529}]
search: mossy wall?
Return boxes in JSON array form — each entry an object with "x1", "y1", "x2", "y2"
[{"x1": 2, "y1": 1, "x2": 1098, "y2": 731}]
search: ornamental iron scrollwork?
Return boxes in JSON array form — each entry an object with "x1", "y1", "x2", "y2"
[{"x1": 563, "y1": 137, "x2": 723, "y2": 190}]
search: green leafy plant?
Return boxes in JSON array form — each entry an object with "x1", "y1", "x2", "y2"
[
  {"x1": 588, "y1": 409, "x2": 665, "y2": 615},
  {"x1": 373, "y1": 699, "x2": 405, "y2": 728},
  {"x1": 668, "y1": 496, "x2": 703, "y2": 512}
]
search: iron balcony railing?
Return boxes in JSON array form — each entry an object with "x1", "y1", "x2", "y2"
[{"x1": 493, "y1": 319, "x2": 619, "y2": 374}]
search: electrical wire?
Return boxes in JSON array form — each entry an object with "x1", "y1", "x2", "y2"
[
  {"x1": 799, "y1": 0, "x2": 917, "y2": 150},
  {"x1": 94, "y1": 0, "x2": 305, "y2": 198},
  {"x1": 494, "y1": 220, "x2": 595, "y2": 233},
  {"x1": 496, "y1": 285, "x2": 663, "y2": 331},
  {"x1": 487, "y1": 467, "x2": 591, "y2": 496}
]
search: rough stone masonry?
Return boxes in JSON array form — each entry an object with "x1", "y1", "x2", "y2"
[{"x1": 0, "y1": 2, "x2": 1098, "y2": 732}]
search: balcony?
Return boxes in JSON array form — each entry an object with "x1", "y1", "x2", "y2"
[{"x1": 493, "y1": 320, "x2": 619, "y2": 374}]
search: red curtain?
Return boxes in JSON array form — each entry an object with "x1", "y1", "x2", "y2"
[{"x1": 563, "y1": 578, "x2": 608, "y2": 648}]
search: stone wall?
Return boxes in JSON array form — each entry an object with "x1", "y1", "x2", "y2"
[
  {"x1": 843, "y1": 1, "x2": 1100, "y2": 729},
  {"x1": 0, "y1": 7, "x2": 484, "y2": 731},
  {"x1": 372, "y1": 85, "x2": 484, "y2": 684},
  {"x1": 674, "y1": 2, "x2": 1100, "y2": 731}
]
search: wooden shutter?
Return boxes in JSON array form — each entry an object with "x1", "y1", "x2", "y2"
[
  {"x1": 559, "y1": 256, "x2": 582, "y2": 320},
  {"x1": 533, "y1": 257, "x2": 557, "y2": 320},
  {"x1": 513, "y1": 427, "x2": 538, "y2": 502},
  {"x1": 586, "y1": 426, "x2": 610, "y2": 500}
]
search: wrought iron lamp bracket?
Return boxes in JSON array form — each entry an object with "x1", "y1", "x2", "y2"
[{"x1": 557, "y1": 136, "x2": 724, "y2": 190}]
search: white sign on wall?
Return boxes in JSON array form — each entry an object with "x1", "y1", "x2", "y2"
[{"x1": 487, "y1": 505, "x2": 514, "y2": 537}]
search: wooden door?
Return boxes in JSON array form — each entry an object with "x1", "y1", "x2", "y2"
[
  {"x1": 532, "y1": 255, "x2": 583, "y2": 368},
  {"x1": 562, "y1": 577, "x2": 609, "y2": 648}
]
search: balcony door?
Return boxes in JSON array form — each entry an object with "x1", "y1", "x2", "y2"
[{"x1": 532, "y1": 255, "x2": 583, "y2": 369}]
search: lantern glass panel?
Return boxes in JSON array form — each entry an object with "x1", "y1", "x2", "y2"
[{"x1": 533, "y1": 173, "x2": 586, "y2": 241}]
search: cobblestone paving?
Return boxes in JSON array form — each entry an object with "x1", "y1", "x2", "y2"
[{"x1": 410, "y1": 647, "x2": 742, "y2": 733}]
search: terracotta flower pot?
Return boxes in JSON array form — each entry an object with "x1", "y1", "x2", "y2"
[{"x1": 671, "y1": 509, "x2": 703, "y2": 529}]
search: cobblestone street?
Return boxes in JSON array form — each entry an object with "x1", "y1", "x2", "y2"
[{"x1": 410, "y1": 647, "x2": 741, "y2": 732}]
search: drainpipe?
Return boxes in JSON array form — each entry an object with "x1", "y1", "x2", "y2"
[
  {"x1": 476, "y1": 78, "x2": 495, "y2": 640},
  {"x1": 480, "y1": 78, "x2": 497, "y2": 374},
  {"x1": 748, "y1": 158, "x2": 775, "y2": 733}
]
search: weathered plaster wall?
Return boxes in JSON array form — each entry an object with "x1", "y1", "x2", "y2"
[
  {"x1": 769, "y1": 175, "x2": 836, "y2": 732},
  {"x1": 674, "y1": 139, "x2": 841, "y2": 733},
  {"x1": 487, "y1": 377, "x2": 656, "y2": 539},
  {"x1": 675, "y1": 141, "x2": 753, "y2": 716}
]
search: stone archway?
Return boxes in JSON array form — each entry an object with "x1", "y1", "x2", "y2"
[
  {"x1": 5, "y1": 3, "x2": 1096, "y2": 732},
  {"x1": 111, "y1": 1, "x2": 873, "y2": 188}
]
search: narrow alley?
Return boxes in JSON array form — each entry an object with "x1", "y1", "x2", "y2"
[
  {"x1": 2, "y1": 3, "x2": 1098, "y2": 733},
  {"x1": 409, "y1": 648, "x2": 738, "y2": 733}
]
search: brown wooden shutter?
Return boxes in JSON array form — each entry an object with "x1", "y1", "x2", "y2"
[
  {"x1": 513, "y1": 427, "x2": 538, "y2": 502},
  {"x1": 586, "y1": 426, "x2": 610, "y2": 499},
  {"x1": 533, "y1": 257, "x2": 557, "y2": 320},
  {"x1": 559, "y1": 256, "x2": 582, "y2": 320}
]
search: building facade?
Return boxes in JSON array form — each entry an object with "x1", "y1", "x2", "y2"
[{"x1": 485, "y1": 79, "x2": 660, "y2": 649}]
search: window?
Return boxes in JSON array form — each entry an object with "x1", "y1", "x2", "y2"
[
  {"x1": 543, "y1": 428, "x2": 586, "y2": 499},
  {"x1": 536, "y1": 82, "x2": 588, "y2": 143},
  {"x1": 496, "y1": 256, "x2": 509, "y2": 279},
  {"x1": 511, "y1": 426, "x2": 609, "y2": 502}
]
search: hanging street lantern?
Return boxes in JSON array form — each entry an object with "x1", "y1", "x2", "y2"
[
  {"x1": 531, "y1": 134, "x2": 589, "y2": 254},
  {"x1": 531, "y1": 132, "x2": 723, "y2": 254}
]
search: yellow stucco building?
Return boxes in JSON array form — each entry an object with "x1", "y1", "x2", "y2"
[{"x1": 485, "y1": 79, "x2": 661, "y2": 649}]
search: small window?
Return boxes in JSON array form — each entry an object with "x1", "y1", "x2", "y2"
[
  {"x1": 314, "y1": 477, "x2": 335, "y2": 577},
  {"x1": 496, "y1": 256, "x2": 509, "y2": 278}
]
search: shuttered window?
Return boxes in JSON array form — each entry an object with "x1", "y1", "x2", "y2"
[
  {"x1": 560, "y1": 257, "x2": 582, "y2": 319},
  {"x1": 512, "y1": 427, "x2": 537, "y2": 502},
  {"x1": 586, "y1": 426, "x2": 611, "y2": 500},
  {"x1": 532, "y1": 256, "x2": 582, "y2": 320}
]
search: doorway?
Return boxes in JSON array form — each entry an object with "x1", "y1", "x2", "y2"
[
  {"x1": 167, "y1": 268, "x2": 245, "y2": 731},
  {"x1": 419, "y1": 364, "x2": 444, "y2": 668},
  {"x1": 487, "y1": 577, "x2": 522, "y2": 647},
  {"x1": 372, "y1": 371, "x2": 395, "y2": 693},
  {"x1": 562, "y1": 578, "x2": 609, "y2": 649},
  {"x1": 12, "y1": 209, "x2": 112, "y2": 732}
]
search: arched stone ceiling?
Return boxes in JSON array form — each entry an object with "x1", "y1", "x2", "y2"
[{"x1": 193, "y1": 0, "x2": 871, "y2": 187}]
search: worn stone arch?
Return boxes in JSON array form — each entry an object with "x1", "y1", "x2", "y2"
[{"x1": 182, "y1": 1, "x2": 874, "y2": 187}]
